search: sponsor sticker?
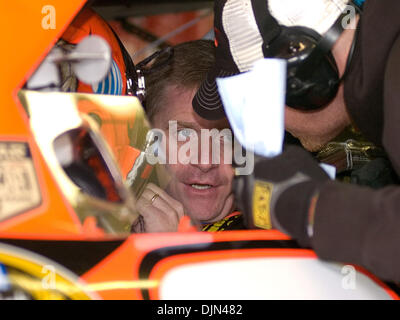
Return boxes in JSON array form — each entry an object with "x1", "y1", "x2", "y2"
[
  {"x1": 252, "y1": 180, "x2": 273, "y2": 229},
  {"x1": 0, "y1": 142, "x2": 41, "y2": 220}
]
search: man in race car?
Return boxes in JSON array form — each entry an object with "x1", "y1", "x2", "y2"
[
  {"x1": 33, "y1": 8, "x2": 242, "y2": 233},
  {"x1": 132, "y1": 40, "x2": 243, "y2": 233}
]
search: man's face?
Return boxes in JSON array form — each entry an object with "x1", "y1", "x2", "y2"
[{"x1": 151, "y1": 85, "x2": 235, "y2": 223}]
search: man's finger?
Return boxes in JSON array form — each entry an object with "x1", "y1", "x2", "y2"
[
  {"x1": 141, "y1": 187, "x2": 181, "y2": 222},
  {"x1": 136, "y1": 196, "x2": 178, "y2": 233},
  {"x1": 146, "y1": 183, "x2": 185, "y2": 218}
]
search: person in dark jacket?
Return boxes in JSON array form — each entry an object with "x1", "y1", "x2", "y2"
[{"x1": 192, "y1": 0, "x2": 400, "y2": 283}]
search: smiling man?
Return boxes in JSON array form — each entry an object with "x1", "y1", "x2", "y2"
[
  {"x1": 133, "y1": 40, "x2": 240, "y2": 233},
  {"x1": 153, "y1": 87, "x2": 235, "y2": 223}
]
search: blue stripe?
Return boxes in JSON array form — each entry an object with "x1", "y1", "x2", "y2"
[
  {"x1": 112, "y1": 60, "x2": 122, "y2": 95},
  {"x1": 96, "y1": 79, "x2": 103, "y2": 94},
  {"x1": 353, "y1": 0, "x2": 365, "y2": 9},
  {"x1": 110, "y1": 65, "x2": 115, "y2": 95},
  {"x1": 114, "y1": 60, "x2": 122, "y2": 95},
  {"x1": 0, "y1": 263, "x2": 10, "y2": 291},
  {"x1": 92, "y1": 60, "x2": 123, "y2": 95},
  {"x1": 115, "y1": 61, "x2": 120, "y2": 94},
  {"x1": 104, "y1": 74, "x2": 109, "y2": 94},
  {"x1": 115, "y1": 61, "x2": 121, "y2": 95}
]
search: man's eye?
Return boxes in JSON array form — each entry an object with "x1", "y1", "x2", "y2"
[{"x1": 177, "y1": 128, "x2": 195, "y2": 139}]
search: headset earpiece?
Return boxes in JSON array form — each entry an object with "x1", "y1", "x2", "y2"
[
  {"x1": 263, "y1": 26, "x2": 340, "y2": 110},
  {"x1": 252, "y1": 0, "x2": 361, "y2": 111}
]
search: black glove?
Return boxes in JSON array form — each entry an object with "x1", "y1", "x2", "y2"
[
  {"x1": 234, "y1": 145, "x2": 330, "y2": 247},
  {"x1": 350, "y1": 157, "x2": 400, "y2": 189}
]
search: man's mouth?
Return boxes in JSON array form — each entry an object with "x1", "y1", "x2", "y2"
[{"x1": 190, "y1": 184, "x2": 213, "y2": 190}]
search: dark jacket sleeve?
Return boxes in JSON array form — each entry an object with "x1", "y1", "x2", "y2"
[{"x1": 310, "y1": 35, "x2": 400, "y2": 283}]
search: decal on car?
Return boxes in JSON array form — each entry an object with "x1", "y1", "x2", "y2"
[{"x1": 0, "y1": 141, "x2": 41, "y2": 221}]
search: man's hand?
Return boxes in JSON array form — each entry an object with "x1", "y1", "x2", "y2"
[
  {"x1": 132, "y1": 183, "x2": 185, "y2": 233},
  {"x1": 235, "y1": 145, "x2": 330, "y2": 246}
]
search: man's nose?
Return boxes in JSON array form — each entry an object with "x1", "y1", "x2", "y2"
[
  {"x1": 191, "y1": 160, "x2": 218, "y2": 173},
  {"x1": 190, "y1": 140, "x2": 219, "y2": 173}
]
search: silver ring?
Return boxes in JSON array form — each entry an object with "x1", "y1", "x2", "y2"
[{"x1": 150, "y1": 193, "x2": 159, "y2": 204}]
